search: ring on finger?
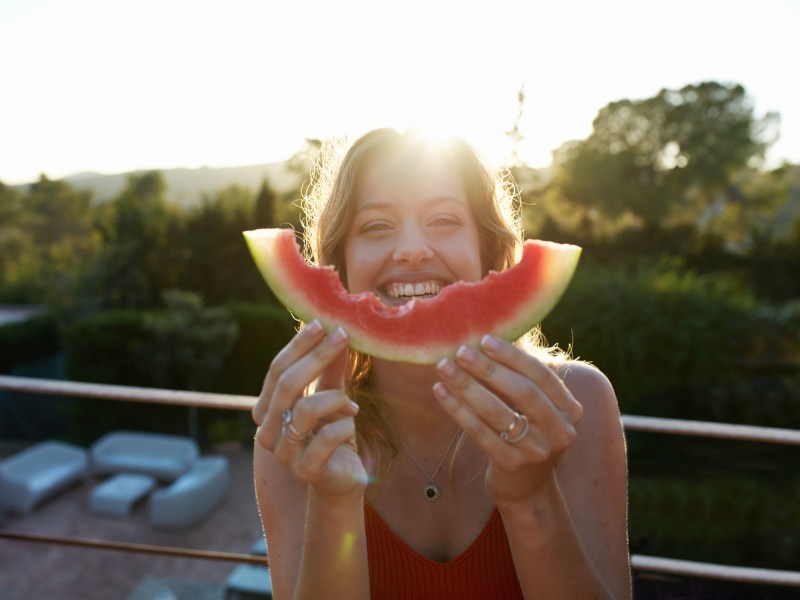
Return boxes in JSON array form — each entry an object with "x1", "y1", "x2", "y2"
[
  {"x1": 500, "y1": 410, "x2": 529, "y2": 444},
  {"x1": 281, "y1": 409, "x2": 313, "y2": 444}
]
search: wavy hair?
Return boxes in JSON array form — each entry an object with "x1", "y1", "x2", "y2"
[{"x1": 300, "y1": 127, "x2": 563, "y2": 478}]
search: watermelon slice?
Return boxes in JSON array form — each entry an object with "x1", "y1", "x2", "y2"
[{"x1": 244, "y1": 228, "x2": 581, "y2": 364}]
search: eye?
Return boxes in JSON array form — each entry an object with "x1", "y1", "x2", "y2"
[
  {"x1": 361, "y1": 220, "x2": 392, "y2": 234},
  {"x1": 429, "y1": 215, "x2": 461, "y2": 227}
]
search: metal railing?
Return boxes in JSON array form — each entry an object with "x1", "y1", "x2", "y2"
[{"x1": 1, "y1": 374, "x2": 799, "y2": 589}]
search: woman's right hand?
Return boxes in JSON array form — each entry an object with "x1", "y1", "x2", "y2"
[{"x1": 252, "y1": 320, "x2": 367, "y2": 502}]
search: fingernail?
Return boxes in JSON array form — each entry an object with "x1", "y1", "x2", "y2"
[
  {"x1": 306, "y1": 320, "x2": 323, "y2": 335},
  {"x1": 433, "y1": 382, "x2": 452, "y2": 402},
  {"x1": 456, "y1": 345, "x2": 477, "y2": 364},
  {"x1": 481, "y1": 335, "x2": 501, "y2": 352},
  {"x1": 437, "y1": 358, "x2": 457, "y2": 377},
  {"x1": 349, "y1": 400, "x2": 360, "y2": 412},
  {"x1": 330, "y1": 326, "x2": 348, "y2": 344}
]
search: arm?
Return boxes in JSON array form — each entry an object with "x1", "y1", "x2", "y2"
[
  {"x1": 255, "y1": 446, "x2": 370, "y2": 599},
  {"x1": 252, "y1": 322, "x2": 371, "y2": 599},
  {"x1": 501, "y1": 363, "x2": 630, "y2": 599},
  {"x1": 434, "y1": 340, "x2": 631, "y2": 599}
]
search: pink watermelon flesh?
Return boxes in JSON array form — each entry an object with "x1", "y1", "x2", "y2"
[{"x1": 244, "y1": 228, "x2": 581, "y2": 364}]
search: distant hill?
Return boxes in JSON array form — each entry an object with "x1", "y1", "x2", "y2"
[{"x1": 15, "y1": 162, "x2": 302, "y2": 206}]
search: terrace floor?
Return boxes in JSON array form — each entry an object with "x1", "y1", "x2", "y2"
[{"x1": 0, "y1": 442, "x2": 263, "y2": 600}]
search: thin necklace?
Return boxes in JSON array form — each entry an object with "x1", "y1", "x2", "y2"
[{"x1": 390, "y1": 425, "x2": 460, "y2": 502}]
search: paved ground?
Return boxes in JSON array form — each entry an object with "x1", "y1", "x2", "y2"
[{"x1": 0, "y1": 443, "x2": 265, "y2": 600}]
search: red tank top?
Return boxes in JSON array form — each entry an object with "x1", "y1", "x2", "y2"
[{"x1": 364, "y1": 502, "x2": 524, "y2": 599}]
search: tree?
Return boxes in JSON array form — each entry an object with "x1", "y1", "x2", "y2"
[
  {"x1": 9, "y1": 176, "x2": 100, "y2": 305},
  {"x1": 254, "y1": 179, "x2": 276, "y2": 228},
  {"x1": 548, "y1": 82, "x2": 779, "y2": 240},
  {"x1": 80, "y1": 171, "x2": 180, "y2": 309},
  {"x1": 179, "y1": 185, "x2": 270, "y2": 303},
  {"x1": 0, "y1": 182, "x2": 25, "y2": 292}
]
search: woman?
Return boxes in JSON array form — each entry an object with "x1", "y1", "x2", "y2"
[{"x1": 252, "y1": 128, "x2": 631, "y2": 599}]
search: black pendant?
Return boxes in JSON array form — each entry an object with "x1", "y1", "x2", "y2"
[{"x1": 422, "y1": 481, "x2": 441, "y2": 502}]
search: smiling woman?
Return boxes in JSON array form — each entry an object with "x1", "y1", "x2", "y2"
[{"x1": 250, "y1": 127, "x2": 631, "y2": 600}]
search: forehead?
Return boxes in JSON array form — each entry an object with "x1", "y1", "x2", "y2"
[{"x1": 355, "y1": 148, "x2": 466, "y2": 205}]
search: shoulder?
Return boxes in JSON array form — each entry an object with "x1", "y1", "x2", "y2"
[
  {"x1": 555, "y1": 360, "x2": 617, "y2": 411},
  {"x1": 552, "y1": 360, "x2": 625, "y2": 470}
]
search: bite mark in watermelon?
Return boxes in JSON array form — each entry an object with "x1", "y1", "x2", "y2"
[{"x1": 244, "y1": 228, "x2": 581, "y2": 364}]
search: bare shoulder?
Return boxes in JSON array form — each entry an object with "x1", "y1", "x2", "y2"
[
  {"x1": 552, "y1": 359, "x2": 625, "y2": 475},
  {"x1": 554, "y1": 360, "x2": 620, "y2": 424}
]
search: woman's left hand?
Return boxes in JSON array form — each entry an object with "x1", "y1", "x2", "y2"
[{"x1": 433, "y1": 335, "x2": 584, "y2": 508}]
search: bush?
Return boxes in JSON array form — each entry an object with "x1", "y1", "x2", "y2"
[
  {"x1": 216, "y1": 302, "x2": 297, "y2": 395},
  {"x1": 629, "y1": 475, "x2": 800, "y2": 570},
  {"x1": 541, "y1": 259, "x2": 758, "y2": 414},
  {"x1": 0, "y1": 313, "x2": 60, "y2": 372},
  {"x1": 62, "y1": 310, "x2": 149, "y2": 385},
  {"x1": 59, "y1": 299, "x2": 296, "y2": 444}
]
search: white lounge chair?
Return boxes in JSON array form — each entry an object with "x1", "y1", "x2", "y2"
[
  {"x1": 91, "y1": 431, "x2": 198, "y2": 481},
  {"x1": 149, "y1": 455, "x2": 229, "y2": 528},
  {"x1": 0, "y1": 441, "x2": 89, "y2": 513}
]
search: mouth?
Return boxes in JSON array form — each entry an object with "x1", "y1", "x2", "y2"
[{"x1": 379, "y1": 280, "x2": 446, "y2": 304}]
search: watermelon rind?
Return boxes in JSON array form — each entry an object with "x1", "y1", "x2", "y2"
[{"x1": 243, "y1": 228, "x2": 581, "y2": 364}]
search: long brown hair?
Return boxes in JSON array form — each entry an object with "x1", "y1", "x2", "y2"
[{"x1": 301, "y1": 127, "x2": 555, "y2": 476}]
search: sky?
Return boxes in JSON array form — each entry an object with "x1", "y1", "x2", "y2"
[{"x1": 1, "y1": 0, "x2": 798, "y2": 184}]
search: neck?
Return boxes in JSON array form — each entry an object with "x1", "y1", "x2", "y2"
[{"x1": 370, "y1": 358, "x2": 452, "y2": 439}]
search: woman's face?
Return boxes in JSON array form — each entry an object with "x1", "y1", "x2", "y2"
[{"x1": 343, "y1": 150, "x2": 483, "y2": 306}]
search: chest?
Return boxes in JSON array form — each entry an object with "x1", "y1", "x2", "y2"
[{"x1": 366, "y1": 461, "x2": 494, "y2": 562}]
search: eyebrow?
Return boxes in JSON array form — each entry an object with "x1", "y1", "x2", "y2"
[{"x1": 356, "y1": 195, "x2": 466, "y2": 214}]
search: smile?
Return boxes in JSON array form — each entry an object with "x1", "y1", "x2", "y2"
[{"x1": 384, "y1": 280, "x2": 444, "y2": 299}]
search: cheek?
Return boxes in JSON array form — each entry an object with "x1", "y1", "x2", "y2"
[{"x1": 343, "y1": 240, "x2": 378, "y2": 293}]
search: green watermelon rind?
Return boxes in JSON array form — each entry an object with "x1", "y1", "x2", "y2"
[{"x1": 244, "y1": 228, "x2": 581, "y2": 364}]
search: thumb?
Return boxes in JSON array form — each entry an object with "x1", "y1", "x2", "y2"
[{"x1": 315, "y1": 345, "x2": 348, "y2": 392}]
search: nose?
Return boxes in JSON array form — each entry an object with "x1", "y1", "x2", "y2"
[{"x1": 392, "y1": 227, "x2": 434, "y2": 265}]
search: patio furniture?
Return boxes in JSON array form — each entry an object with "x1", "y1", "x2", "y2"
[
  {"x1": 149, "y1": 455, "x2": 229, "y2": 528},
  {"x1": 224, "y1": 564, "x2": 273, "y2": 600},
  {"x1": 0, "y1": 441, "x2": 89, "y2": 513},
  {"x1": 89, "y1": 472, "x2": 157, "y2": 517},
  {"x1": 91, "y1": 431, "x2": 199, "y2": 481}
]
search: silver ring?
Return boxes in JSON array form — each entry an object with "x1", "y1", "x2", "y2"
[
  {"x1": 499, "y1": 411, "x2": 529, "y2": 444},
  {"x1": 281, "y1": 409, "x2": 312, "y2": 444}
]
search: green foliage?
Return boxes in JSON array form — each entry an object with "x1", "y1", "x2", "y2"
[
  {"x1": 546, "y1": 81, "x2": 779, "y2": 244},
  {"x1": 0, "y1": 314, "x2": 60, "y2": 372},
  {"x1": 254, "y1": 179, "x2": 276, "y2": 228},
  {"x1": 177, "y1": 185, "x2": 272, "y2": 304},
  {"x1": 141, "y1": 290, "x2": 239, "y2": 391},
  {"x1": 629, "y1": 475, "x2": 800, "y2": 569},
  {"x1": 1, "y1": 176, "x2": 100, "y2": 305},
  {"x1": 541, "y1": 259, "x2": 758, "y2": 413},
  {"x1": 216, "y1": 302, "x2": 297, "y2": 395},
  {"x1": 62, "y1": 309, "x2": 149, "y2": 385}
]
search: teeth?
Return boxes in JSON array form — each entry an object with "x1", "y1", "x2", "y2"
[{"x1": 386, "y1": 281, "x2": 444, "y2": 299}]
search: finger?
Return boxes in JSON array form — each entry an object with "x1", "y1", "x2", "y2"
[
  {"x1": 432, "y1": 382, "x2": 548, "y2": 470},
  {"x1": 449, "y1": 347, "x2": 575, "y2": 441},
  {"x1": 252, "y1": 320, "x2": 324, "y2": 425},
  {"x1": 315, "y1": 339, "x2": 348, "y2": 392},
  {"x1": 479, "y1": 336, "x2": 584, "y2": 423},
  {"x1": 292, "y1": 419, "x2": 360, "y2": 483},
  {"x1": 258, "y1": 327, "x2": 349, "y2": 449},
  {"x1": 439, "y1": 354, "x2": 578, "y2": 456},
  {"x1": 435, "y1": 356, "x2": 519, "y2": 435},
  {"x1": 291, "y1": 390, "x2": 359, "y2": 434}
]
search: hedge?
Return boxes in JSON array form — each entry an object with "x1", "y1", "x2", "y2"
[{"x1": 0, "y1": 313, "x2": 60, "y2": 373}]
